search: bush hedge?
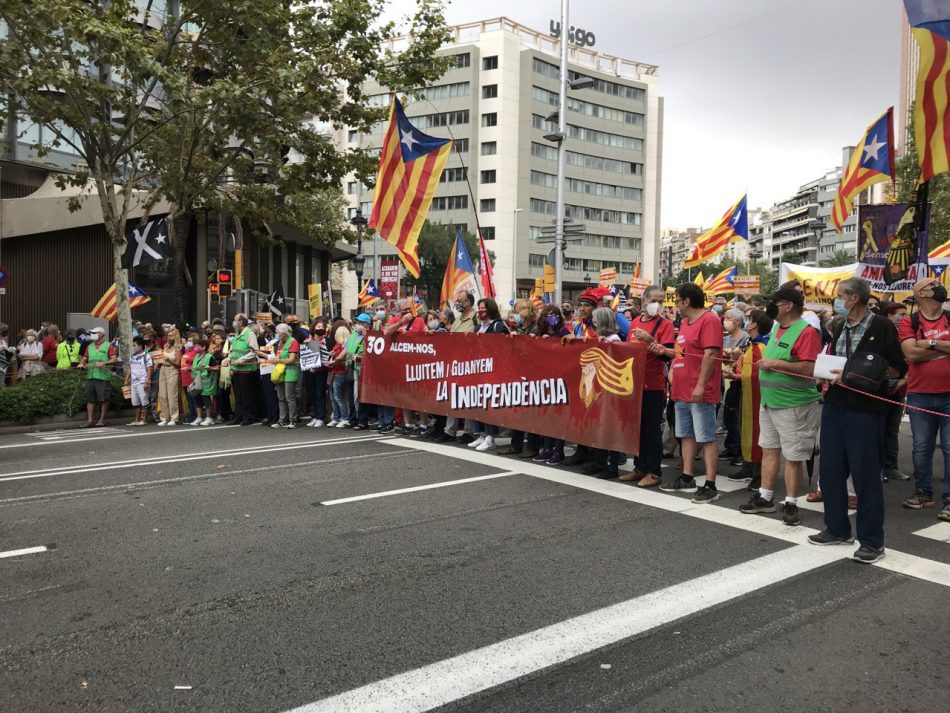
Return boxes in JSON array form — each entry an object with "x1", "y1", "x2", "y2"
[{"x1": 0, "y1": 369, "x2": 127, "y2": 423}]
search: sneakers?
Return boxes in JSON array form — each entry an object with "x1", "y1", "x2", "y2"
[
  {"x1": 852, "y1": 545, "x2": 885, "y2": 564},
  {"x1": 692, "y1": 483, "x2": 720, "y2": 504},
  {"x1": 335, "y1": 421, "x2": 347, "y2": 428},
  {"x1": 938, "y1": 501, "x2": 950, "y2": 522},
  {"x1": 327, "y1": 420, "x2": 338, "y2": 427},
  {"x1": 306, "y1": 418, "x2": 318, "y2": 427},
  {"x1": 497, "y1": 446, "x2": 521, "y2": 456},
  {"x1": 457, "y1": 433, "x2": 475, "y2": 445},
  {"x1": 729, "y1": 456, "x2": 744, "y2": 467},
  {"x1": 378, "y1": 423, "x2": 395, "y2": 434},
  {"x1": 285, "y1": 422, "x2": 297, "y2": 429},
  {"x1": 546, "y1": 448, "x2": 565, "y2": 465},
  {"x1": 727, "y1": 472, "x2": 752, "y2": 482},
  {"x1": 475, "y1": 436, "x2": 496, "y2": 451},
  {"x1": 781, "y1": 502, "x2": 800, "y2": 527},
  {"x1": 738, "y1": 493, "x2": 775, "y2": 514},
  {"x1": 883, "y1": 468, "x2": 911, "y2": 481},
  {"x1": 637, "y1": 473, "x2": 662, "y2": 489},
  {"x1": 157, "y1": 420, "x2": 168, "y2": 427},
  {"x1": 520, "y1": 448, "x2": 537, "y2": 459},
  {"x1": 188, "y1": 417, "x2": 201, "y2": 426},
  {"x1": 660, "y1": 475, "x2": 697, "y2": 494},
  {"x1": 807, "y1": 530, "x2": 854, "y2": 546},
  {"x1": 200, "y1": 418, "x2": 214, "y2": 426},
  {"x1": 902, "y1": 489, "x2": 935, "y2": 509},
  {"x1": 434, "y1": 431, "x2": 454, "y2": 443},
  {"x1": 618, "y1": 468, "x2": 646, "y2": 482},
  {"x1": 312, "y1": 419, "x2": 325, "y2": 428},
  {"x1": 532, "y1": 448, "x2": 552, "y2": 463},
  {"x1": 468, "y1": 434, "x2": 487, "y2": 449},
  {"x1": 271, "y1": 422, "x2": 285, "y2": 429}
]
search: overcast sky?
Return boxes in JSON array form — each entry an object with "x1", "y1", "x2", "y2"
[{"x1": 386, "y1": 0, "x2": 902, "y2": 230}]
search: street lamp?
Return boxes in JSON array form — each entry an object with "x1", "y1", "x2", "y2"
[{"x1": 350, "y1": 210, "x2": 367, "y2": 286}]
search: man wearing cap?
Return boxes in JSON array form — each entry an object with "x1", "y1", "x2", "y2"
[
  {"x1": 738, "y1": 288, "x2": 821, "y2": 526},
  {"x1": 228, "y1": 313, "x2": 260, "y2": 426},
  {"x1": 78, "y1": 327, "x2": 116, "y2": 427},
  {"x1": 898, "y1": 277, "x2": 950, "y2": 520}
]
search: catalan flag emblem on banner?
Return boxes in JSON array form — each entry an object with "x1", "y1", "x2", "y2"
[
  {"x1": 91, "y1": 281, "x2": 151, "y2": 322},
  {"x1": 684, "y1": 195, "x2": 748, "y2": 268},
  {"x1": 369, "y1": 97, "x2": 452, "y2": 278},
  {"x1": 357, "y1": 280, "x2": 381, "y2": 307},
  {"x1": 831, "y1": 108, "x2": 895, "y2": 232},
  {"x1": 904, "y1": 0, "x2": 950, "y2": 182}
]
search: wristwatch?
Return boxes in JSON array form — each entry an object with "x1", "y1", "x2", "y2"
[{"x1": 929, "y1": 339, "x2": 938, "y2": 350}]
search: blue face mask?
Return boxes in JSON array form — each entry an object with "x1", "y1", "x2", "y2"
[
  {"x1": 546, "y1": 315, "x2": 560, "y2": 327},
  {"x1": 513, "y1": 313, "x2": 523, "y2": 324},
  {"x1": 832, "y1": 298, "x2": 848, "y2": 316}
]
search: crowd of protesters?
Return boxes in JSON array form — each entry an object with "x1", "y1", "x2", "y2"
[{"x1": 1, "y1": 272, "x2": 947, "y2": 564}]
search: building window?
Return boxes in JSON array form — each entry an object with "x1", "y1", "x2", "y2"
[
  {"x1": 431, "y1": 195, "x2": 469, "y2": 210},
  {"x1": 452, "y1": 223, "x2": 468, "y2": 233},
  {"x1": 420, "y1": 82, "x2": 470, "y2": 101},
  {"x1": 347, "y1": 181, "x2": 358, "y2": 194},
  {"x1": 440, "y1": 166, "x2": 468, "y2": 182},
  {"x1": 347, "y1": 129, "x2": 358, "y2": 143},
  {"x1": 451, "y1": 52, "x2": 471, "y2": 69},
  {"x1": 481, "y1": 227, "x2": 496, "y2": 240},
  {"x1": 480, "y1": 199, "x2": 496, "y2": 212},
  {"x1": 528, "y1": 253, "x2": 546, "y2": 268},
  {"x1": 480, "y1": 170, "x2": 496, "y2": 184},
  {"x1": 481, "y1": 112, "x2": 497, "y2": 127},
  {"x1": 481, "y1": 141, "x2": 497, "y2": 155},
  {"x1": 482, "y1": 84, "x2": 498, "y2": 99},
  {"x1": 454, "y1": 138, "x2": 470, "y2": 153},
  {"x1": 482, "y1": 55, "x2": 498, "y2": 70},
  {"x1": 409, "y1": 110, "x2": 470, "y2": 129}
]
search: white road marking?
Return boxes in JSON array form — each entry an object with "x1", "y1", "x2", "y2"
[
  {"x1": 321, "y1": 471, "x2": 519, "y2": 505},
  {"x1": 912, "y1": 522, "x2": 950, "y2": 544},
  {"x1": 797, "y1": 499, "x2": 856, "y2": 515},
  {"x1": 0, "y1": 425, "x2": 240, "y2": 449},
  {"x1": 0, "y1": 546, "x2": 48, "y2": 560},
  {"x1": 695, "y1": 476, "x2": 748, "y2": 493},
  {"x1": 389, "y1": 439, "x2": 950, "y2": 589},
  {"x1": 0, "y1": 451, "x2": 414, "y2": 506},
  {"x1": 284, "y1": 545, "x2": 846, "y2": 713},
  {"x1": 0, "y1": 435, "x2": 391, "y2": 483}
]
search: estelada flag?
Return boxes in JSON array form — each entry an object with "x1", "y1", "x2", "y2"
[
  {"x1": 684, "y1": 195, "x2": 748, "y2": 268},
  {"x1": 357, "y1": 280, "x2": 381, "y2": 308},
  {"x1": 369, "y1": 97, "x2": 452, "y2": 278},
  {"x1": 439, "y1": 229, "x2": 479, "y2": 308},
  {"x1": 904, "y1": 0, "x2": 950, "y2": 182},
  {"x1": 704, "y1": 266, "x2": 737, "y2": 295},
  {"x1": 831, "y1": 108, "x2": 895, "y2": 232},
  {"x1": 91, "y1": 281, "x2": 151, "y2": 322}
]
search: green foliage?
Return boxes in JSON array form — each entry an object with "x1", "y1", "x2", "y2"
[
  {"x1": 895, "y1": 112, "x2": 950, "y2": 251},
  {"x1": 821, "y1": 249, "x2": 857, "y2": 267},
  {"x1": 404, "y1": 221, "x2": 482, "y2": 307},
  {"x1": 662, "y1": 255, "x2": 778, "y2": 302},
  {"x1": 0, "y1": 370, "x2": 125, "y2": 424}
]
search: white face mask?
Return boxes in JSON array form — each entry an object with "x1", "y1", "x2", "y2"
[
  {"x1": 25, "y1": 335, "x2": 36, "y2": 343},
  {"x1": 355, "y1": 325, "x2": 366, "y2": 334},
  {"x1": 646, "y1": 302, "x2": 661, "y2": 317},
  {"x1": 428, "y1": 319, "x2": 440, "y2": 330},
  {"x1": 185, "y1": 340, "x2": 194, "y2": 349}
]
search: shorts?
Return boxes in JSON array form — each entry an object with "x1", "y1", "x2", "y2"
[
  {"x1": 130, "y1": 383, "x2": 149, "y2": 407},
  {"x1": 198, "y1": 394, "x2": 213, "y2": 409},
  {"x1": 84, "y1": 379, "x2": 111, "y2": 403},
  {"x1": 674, "y1": 400, "x2": 718, "y2": 443},
  {"x1": 758, "y1": 402, "x2": 821, "y2": 461}
]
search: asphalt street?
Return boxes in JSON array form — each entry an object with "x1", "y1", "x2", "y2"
[{"x1": 0, "y1": 421, "x2": 948, "y2": 713}]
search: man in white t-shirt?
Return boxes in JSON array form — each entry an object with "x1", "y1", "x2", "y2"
[{"x1": 125, "y1": 336, "x2": 154, "y2": 426}]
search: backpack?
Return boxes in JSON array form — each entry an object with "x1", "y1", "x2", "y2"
[{"x1": 910, "y1": 310, "x2": 950, "y2": 337}]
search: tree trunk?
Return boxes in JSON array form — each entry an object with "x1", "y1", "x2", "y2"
[
  {"x1": 91, "y1": 171, "x2": 131, "y2": 372},
  {"x1": 169, "y1": 212, "x2": 191, "y2": 326}
]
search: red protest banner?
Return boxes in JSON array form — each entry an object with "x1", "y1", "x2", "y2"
[
  {"x1": 361, "y1": 333, "x2": 647, "y2": 453},
  {"x1": 379, "y1": 258, "x2": 400, "y2": 299}
]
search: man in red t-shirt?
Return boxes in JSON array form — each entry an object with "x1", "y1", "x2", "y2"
[
  {"x1": 626, "y1": 285, "x2": 675, "y2": 488},
  {"x1": 898, "y1": 277, "x2": 950, "y2": 519},
  {"x1": 41, "y1": 325, "x2": 61, "y2": 368},
  {"x1": 651, "y1": 282, "x2": 723, "y2": 502}
]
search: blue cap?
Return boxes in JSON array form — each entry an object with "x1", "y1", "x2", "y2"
[{"x1": 355, "y1": 313, "x2": 372, "y2": 324}]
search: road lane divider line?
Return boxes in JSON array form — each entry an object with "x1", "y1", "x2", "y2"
[
  {"x1": 0, "y1": 451, "x2": 415, "y2": 505},
  {"x1": 0, "y1": 435, "x2": 392, "y2": 482},
  {"x1": 0, "y1": 424, "x2": 241, "y2": 449},
  {"x1": 284, "y1": 545, "x2": 846, "y2": 713},
  {"x1": 912, "y1": 522, "x2": 950, "y2": 543},
  {"x1": 388, "y1": 438, "x2": 950, "y2": 589},
  {"x1": 320, "y1": 471, "x2": 520, "y2": 506},
  {"x1": 0, "y1": 546, "x2": 48, "y2": 560}
]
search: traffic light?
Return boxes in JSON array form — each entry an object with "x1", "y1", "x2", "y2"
[
  {"x1": 209, "y1": 283, "x2": 220, "y2": 296},
  {"x1": 216, "y1": 269, "x2": 233, "y2": 298}
]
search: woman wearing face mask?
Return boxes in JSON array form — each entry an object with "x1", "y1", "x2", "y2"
[
  {"x1": 180, "y1": 330, "x2": 202, "y2": 425},
  {"x1": 525, "y1": 305, "x2": 572, "y2": 464},
  {"x1": 498, "y1": 300, "x2": 539, "y2": 456},
  {"x1": 268, "y1": 323, "x2": 300, "y2": 428},
  {"x1": 304, "y1": 319, "x2": 330, "y2": 427},
  {"x1": 56, "y1": 330, "x2": 82, "y2": 369},
  {"x1": 327, "y1": 325, "x2": 351, "y2": 427},
  {"x1": 348, "y1": 314, "x2": 375, "y2": 430},
  {"x1": 628, "y1": 286, "x2": 676, "y2": 488},
  {"x1": 467, "y1": 299, "x2": 510, "y2": 452},
  {"x1": 583, "y1": 308, "x2": 626, "y2": 479},
  {"x1": 425, "y1": 310, "x2": 447, "y2": 334},
  {"x1": 188, "y1": 338, "x2": 218, "y2": 426},
  {"x1": 17, "y1": 329, "x2": 46, "y2": 380},
  {"x1": 155, "y1": 328, "x2": 182, "y2": 425}
]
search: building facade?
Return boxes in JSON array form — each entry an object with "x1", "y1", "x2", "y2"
[{"x1": 344, "y1": 17, "x2": 663, "y2": 307}]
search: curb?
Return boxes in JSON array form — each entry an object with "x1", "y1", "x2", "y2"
[{"x1": 0, "y1": 410, "x2": 138, "y2": 436}]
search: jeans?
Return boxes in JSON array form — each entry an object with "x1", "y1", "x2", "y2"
[
  {"x1": 819, "y1": 402, "x2": 885, "y2": 550},
  {"x1": 276, "y1": 380, "x2": 298, "y2": 424},
  {"x1": 635, "y1": 389, "x2": 666, "y2": 475},
  {"x1": 378, "y1": 405, "x2": 395, "y2": 428},
  {"x1": 330, "y1": 374, "x2": 349, "y2": 422},
  {"x1": 304, "y1": 370, "x2": 328, "y2": 421},
  {"x1": 473, "y1": 420, "x2": 498, "y2": 437},
  {"x1": 906, "y1": 391, "x2": 950, "y2": 499},
  {"x1": 883, "y1": 398, "x2": 905, "y2": 472},
  {"x1": 260, "y1": 374, "x2": 279, "y2": 424}
]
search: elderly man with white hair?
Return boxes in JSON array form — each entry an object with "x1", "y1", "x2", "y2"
[{"x1": 720, "y1": 307, "x2": 750, "y2": 465}]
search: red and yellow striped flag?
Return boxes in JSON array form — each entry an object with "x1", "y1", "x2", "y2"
[
  {"x1": 904, "y1": 1, "x2": 950, "y2": 182},
  {"x1": 684, "y1": 195, "x2": 748, "y2": 268},
  {"x1": 369, "y1": 97, "x2": 452, "y2": 278},
  {"x1": 830, "y1": 109, "x2": 895, "y2": 232},
  {"x1": 930, "y1": 240, "x2": 950, "y2": 259},
  {"x1": 90, "y1": 281, "x2": 151, "y2": 322}
]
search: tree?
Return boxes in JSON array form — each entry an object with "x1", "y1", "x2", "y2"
[
  {"x1": 895, "y1": 111, "x2": 950, "y2": 251},
  {"x1": 402, "y1": 221, "x2": 482, "y2": 308},
  {"x1": 821, "y1": 249, "x2": 857, "y2": 267},
  {"x1": 0, "y1": 0, "x2": 450, "y2": 356}
]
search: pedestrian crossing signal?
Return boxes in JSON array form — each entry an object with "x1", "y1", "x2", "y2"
[
  {"x1": 216, "y1": 269, "x2": 233, "y2": 297},
  {"x1": 209, "y1": 283, "x2": 220, "y2": 296}
]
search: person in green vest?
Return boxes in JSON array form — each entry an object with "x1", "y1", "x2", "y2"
[
  {"x1": 266, "y1": 323, "x2": 300, "y2": 428},
  {"x1": 189, "y1": 338, "x2": 218, "y2": 427},
  {"x1": 738, "y1": 287, "x2": 822, "y2": 526},
  {"x1": 56, "y1": 329, "x2": 82, "y2": 369},
  {"x1": 78, "y1": 326, "x2": 117, "y2": 428},
  {"x1": 228, "y1": 313, "x2": 260, "y2": 426}
]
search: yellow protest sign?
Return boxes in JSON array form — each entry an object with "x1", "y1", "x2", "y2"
[
  {"x1": 307, "y1": 283, "x2": 322, "y2": 319},
  {"x1": 779, "y1": 262, "x2": 857, "y2": 308}
]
